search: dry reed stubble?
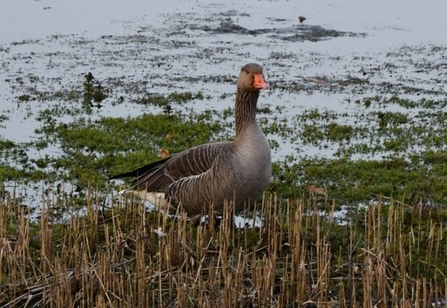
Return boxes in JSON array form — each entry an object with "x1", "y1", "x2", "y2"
[{"x1": 0, "y1": 190, "x2": 446, "y2": 307}]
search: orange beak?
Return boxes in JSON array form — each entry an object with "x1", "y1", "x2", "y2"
[{"x1": 253, "y1": 74, "x2": 269, "y2": 90}]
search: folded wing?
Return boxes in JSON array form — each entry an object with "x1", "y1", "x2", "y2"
[{"x1": 109, "y1": 142, "x2": 233, "y2": 193}]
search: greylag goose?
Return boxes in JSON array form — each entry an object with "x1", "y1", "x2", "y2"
[{"x1": 110, "y1": 63, "x2": 271, "y2": 222}]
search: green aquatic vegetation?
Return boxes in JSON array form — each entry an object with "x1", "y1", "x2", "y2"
[
  {"x1": 136, "y1": 93, "x2": 169, "y2": 106},
  {"x1": 364, "y1": 95, "x2": 447, "y2": 110},
  {"x1": 301, "y1": 123, "x2": 325, "y2": 145},
  {"x1": 34, "y1": 111, "x2": 224, "y2": 187},
  {"x1": 0, "y1": 165, "x2": 18, "y2": 181},
  {"x1": 302, "y1": 108, "x2": 324, "y2": 121},
  {"x1": 0, "y1": 114, "x2": 8, "y2": 123},
  {"x1": 279, "y1": 96, "x2": 447, "y2": 160},
  {"x1": 339, "y1": 76, "x2": 369, "y2": 86},
  {"x1": 4, "y1": 88, "x2": 447, "y2": 215},
  {"x1": 219, "y1": 92, "x2": 232, "y2": 100},
  {"x1": 137, "y1": 91, "x2": 205, "y2": 107},
  {"x1": 0, "y1": 139, "x2": 16, "y2": 152},
  {"x1": 268, "y1": 152, "x2": 447, "y2": 208},
  {"x1": 17, "y1": 94, "x2": 32, "y2": 102},
  {"x1": 257, "y1": 105, "x2": 273, "y2": 114},
  {"x1": 363, "y1": 97, "x2": 372, "y2": 108},
  {"x1": 376, "y1": 111, "x2": 408, "y2": 130},
  {"x1": 326, "y1": 122, "x2": 353, "y2": 142},
  {"x1": 259, "y1": 116, "x2": 292, "y2": 137},
  {"x1": 1, "y1": 97, "x2": 230, "y2": 189},
  {"x1": 168, "y1": 91, "x2": 205, "y2": 103},
  {"x1": 221, "y1": 107, "x2": 234, "y2": 120},
  {"x1": 295, "y1": 108, "x2": 338, "y2": 126}
]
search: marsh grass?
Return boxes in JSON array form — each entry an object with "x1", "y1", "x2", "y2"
[{"x1": 1, "y1": 188, "x2": 446, "y2": 307}]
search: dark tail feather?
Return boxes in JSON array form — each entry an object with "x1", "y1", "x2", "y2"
[{"x1": 108, "y1": 157, "x2": 171, "y2": 180}]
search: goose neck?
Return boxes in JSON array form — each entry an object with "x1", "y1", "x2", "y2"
[{"x1": 235, "y1": 90, "x2": 259, "y2": 136}]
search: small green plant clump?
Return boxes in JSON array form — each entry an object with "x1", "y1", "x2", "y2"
[{"x1": 83, "y1": 72, "x2": 108, "y2": 109}]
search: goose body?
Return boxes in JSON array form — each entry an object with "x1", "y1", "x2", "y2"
[{"x1": 110, "y1": 63, "x2": 271, "y2": 220}]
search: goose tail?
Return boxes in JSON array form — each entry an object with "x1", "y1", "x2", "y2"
[{"x1": 108, "y1": 157, "x2": 170, "y2": 180}]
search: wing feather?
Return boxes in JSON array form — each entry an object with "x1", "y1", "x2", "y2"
[
  {"x1": 109, "y1": 141, "x2": 233, "y2": 192},
  {"x1": 164, "y1": 142, "x2": 232, "y2": 180}
]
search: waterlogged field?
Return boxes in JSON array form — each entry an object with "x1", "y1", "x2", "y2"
[{"x1": 1, "y1": 0, "x2": 447, "y2": 306}]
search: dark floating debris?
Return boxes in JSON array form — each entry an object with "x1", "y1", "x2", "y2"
[{"x1": 191, "y1": 17, "x2": 363, "y2": 41}]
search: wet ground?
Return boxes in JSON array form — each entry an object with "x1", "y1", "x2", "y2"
[{"x1": 1, "y1": 0, "x2": 447, "y2": 215}]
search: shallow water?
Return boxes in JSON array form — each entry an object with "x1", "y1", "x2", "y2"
[{"x1": 1, "y1": 0, "x2": 446, "y2": 148}]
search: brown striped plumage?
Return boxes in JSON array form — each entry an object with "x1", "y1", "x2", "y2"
[{"x1": 110, "y1": 63, "x2": 271, "y2": 220}]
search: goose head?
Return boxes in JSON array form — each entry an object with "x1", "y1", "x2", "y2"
[{"x1": 237, "y1": 63, "x2": 269, "y2": 92}]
